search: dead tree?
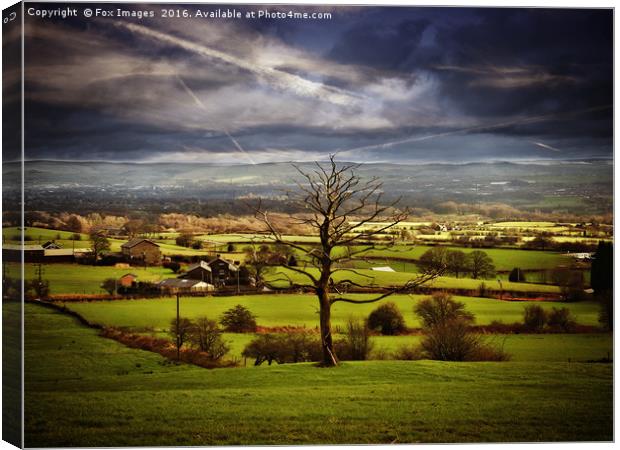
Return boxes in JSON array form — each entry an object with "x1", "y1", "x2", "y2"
[{"x1": 255, "y1": 155, "x2": 444, "y2": 367}]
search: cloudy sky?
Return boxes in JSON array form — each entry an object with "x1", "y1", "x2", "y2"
[{"x1": 17, "y1": 3, "x2": 613, "y2": 164}]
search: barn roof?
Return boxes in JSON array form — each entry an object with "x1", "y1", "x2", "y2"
[
  {"x1": 121, "y1": 238, "x2": 160, "y2": 249},
  {"x1": 208, "y1": 256, "x2": 238, "y2": 272},
  {"x1": 186, "y1": 261, "x2": 212, "y2": 272},
  {"x1": 159, "y1": 278, "x2": 209, "y2": 288}
]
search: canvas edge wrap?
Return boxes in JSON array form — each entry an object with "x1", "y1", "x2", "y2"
[{"x1": 2, "y1": 1, "x2": 24, "y2": 448}]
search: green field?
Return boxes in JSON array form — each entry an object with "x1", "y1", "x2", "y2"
[
  {"x1": 24, "y1": 303, "x2": 613, "y2": 446},
  {"x1": 269, "y1": 267, "x2": 561, "y2": 294},
  {"x1": 64, "y1": 294, "x2": 602, "y2": 331},
  {"x1": 6, "y1": 263, "x2": 176, "y2": 295},
  {"x1": 162, "y1": 332, "x2": 612, "y2": 365},
  {"x1": 3, "y1": 226, "x2": 90, "y2": 250},
  {"x1": 354, "y1": 245, "x2": 571, "y2": 271}
]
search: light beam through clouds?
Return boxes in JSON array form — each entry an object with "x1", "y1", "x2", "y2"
[
  {"x1": 176, "y1": 75, "x2": 257, "y2": 165},
  {"x1": 114, "y1": 21, "x2": 362, "y2": 108},
  {"x1": 530, "y1": 141, "x2": 561, "y2": 152}
]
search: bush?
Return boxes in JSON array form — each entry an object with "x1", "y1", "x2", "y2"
[
  {"x1": 101, "y1": 278, "x2": 117, "y2": 295},
  {"x1": 367, "y1": 302, "x2": 406, "y2": 335},
  {"x1": 241, "y1": 332, "x2": 322, "y2": 366},
  {"x1": 188, "y1": 317, "x2": 229, "y2": 360},
  {"x1": 547, "y1": 307, "x2": 576, "y2": 332},
  {"x1": 220, "y1": 305, "x2": 257, "y2": 333},
  {"x1": 169, "y1": 317, "x2": 194, "y2": 350},
  {"x1": 335, "y1": 318, "x2": 374, "y2": 361},
  {"x1": 523, "y1": 305, "x2": 547, "y2": 332},
  {"x1": 163, "y1": 261, "x2": 181, "y2": 273},
  {"x1": 414, "y1": 292, "x2": 474, "y2": 328},
  {"x1": 242, "y1": 334, "x2": 282, "y2": 365},
  {"x1": 414, "y1": 292, "x2": 508, "y2": 362}
]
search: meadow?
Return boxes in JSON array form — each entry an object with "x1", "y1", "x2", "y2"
[
  {"x1": 24, "y1": 302, "x2": 613, "y2": 446},
  {"x1": 64, "y1": 293, "x2": 602, "y2": 331},
  {"x1": 268, "y1": 267, "x2": 561, "y2": 294}
]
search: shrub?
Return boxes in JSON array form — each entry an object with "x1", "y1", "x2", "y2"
[
  {"x1": 241, "y1": 333, "x2": 322, "y2": 366},
  {"x1": 242, "y1": 334, "x2": 282, "y2": 366},
  {"x1": 188, "y1": 317, "x2": 230, "y2": 361},
  {"x1": 281, "y1": 332, "x2": 322, "y2": 363},
  {"x1": 101, "y1": 278, "x2": 118, "y2": 295},
  {"x1": 414, "y1": 292, "x2": 508, "y2": 362},
  {"x1": 220, "y1": 305, "x2": 257, "y2": 333},
  {"x1": 419, "y1": 319, "x2": 477, "y2": 361},
  {"x1": 547, "y1": 307, "x2": 576, "y2": 332},
  {"x1": 163, "y1": 261, "x2": 181, "y2": 273},
  {"x1": 414, "y1": 292, "x2": 474, "y2": 328},
  {"x1": 523, "y1": 305, "x2": 547, "y2": 332},
  {"x1": 175, "y1": 233, "x2": 193, "y2": 247},
  {"x1": 393, "y1": 345, "x2": 424, "y2": 360},
  {"x1": 335, "y1": 318, "x2": 374, "y2": 361},
  {"x1": 367, "y1": 302, "x2": 406, "y2": 335},
  {"x1": 169, "y1": 317, "x2": 194, "y2": 349}
]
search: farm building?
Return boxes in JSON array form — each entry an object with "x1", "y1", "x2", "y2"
[
  {"x1": 158, "y1": 278, "x2": 214, "y2": 294},
  {"x1": 43, "y1": 248, "x2": 87, "y2": 263},
  {"x1": 179, "y1": 261, "x2": 212, "y2": 282},
  {"x1": 208, "y1": 255, "x2": 239, "y2": 286},
  {"x1": 3, "y1": 244, "x2": 45, "y2": 263},
  {"x1": 120, "y1": 238, "x2": 161, "y2": 265},
  {"x1": 119, "y1": 273, "x2": 138, "y2": 288}
]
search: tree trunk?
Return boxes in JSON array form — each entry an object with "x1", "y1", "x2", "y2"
[{"x1": 317, "y1": 287, "x2": 338, "y2": 367}]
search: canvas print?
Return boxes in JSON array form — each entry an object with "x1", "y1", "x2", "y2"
[{"x1": 1, "y1": 1, "x2": 614, "y2": 446}]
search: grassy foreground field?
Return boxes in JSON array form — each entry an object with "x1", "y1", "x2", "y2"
[{"x1": 24, "y1": 303, "x2": 612, "y2": 446}]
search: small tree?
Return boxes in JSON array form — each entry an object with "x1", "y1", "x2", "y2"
[
  {"x1": 169, "y1": 317, "x2": 194, "y2": 350},
  {"x1": 414, "y1": 292, "x2": 474, "y2": 328},
  {"x1": 414, "y1": 293, "x2": 507, "y2": 361},
  {"x1": 220, "y1": 305, "x2": 257, "y2": 332},
  {"x1": 189, "y1": 317, "x2": 230, "y2": 360},
  {"x1": 445, "y1": 250, "x2": 468, "y2": 279},
  {"x1": 367, "y1": 302, "x2": 406, "y2": 335},
  {"x1": 101, "y1": 278, "x2": 117, "y2": 295},
  {"x1": 255, "y1": 155, "x2": 443, "y2": 366},
  {"x1": 523, "y1": 305, "x2": 547, "y2": 332},
  {"x1": 419, "y1": 247, "x2": 449, "y2": 273},
  {"x1": 467, "y1": 250, "x2": 495, "y2": 279},
  {"x1": 175, "y1": 233, "x2": 193, "y2": 248},
  {"x1": 89, "y1": 231, "x2": 110, "y2": 262}
]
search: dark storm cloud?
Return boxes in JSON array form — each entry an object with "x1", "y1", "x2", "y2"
[{"x1": 21, "y1": 4, "x2": 612, "y2": 163}]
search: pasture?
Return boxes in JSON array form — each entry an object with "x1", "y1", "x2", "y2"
[
  {"x1": 268, "y1": 267, "x2": 561, "y2": 294},
  {"x1": 6, "y1": 263, "x2": 176, "y2": 294},
  {"x1": 63, "y1": 293, "x2": 602, "y2": 331},
  {"x1": 24, "y1": 302, "x2": 613, "y2": 446}
]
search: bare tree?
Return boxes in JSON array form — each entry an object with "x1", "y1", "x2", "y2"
[{"x1": 255, "y1": 155, "x2": 444, "y2": 366}]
